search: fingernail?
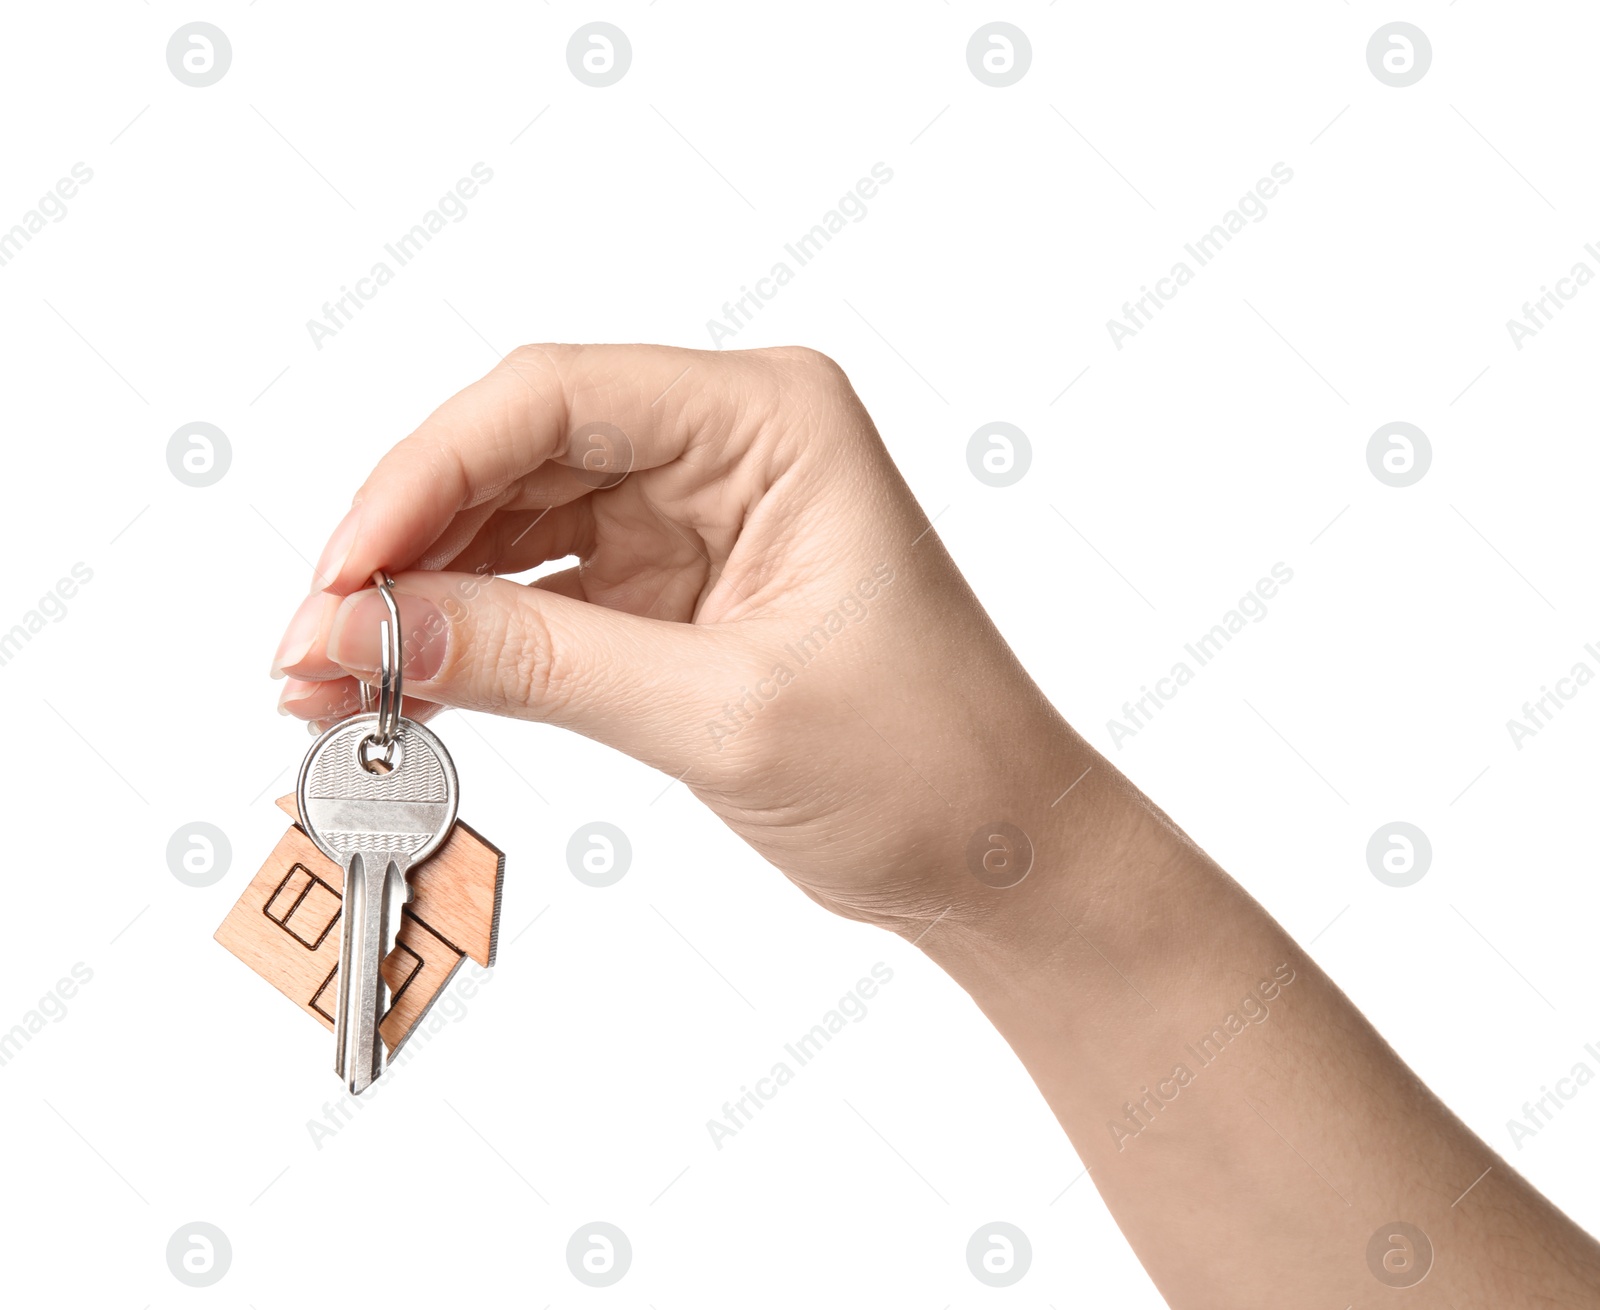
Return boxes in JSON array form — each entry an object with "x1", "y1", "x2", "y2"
[
  {"x1": 271, "y1": 593, "x2": 331, "y2": 678},
  {"x1": 277, "y1": 680, "x2": 320, "y2": 716},
  {"x1": 313, "y1": 504, "x2": 362, "y2": 591},
  {"x1": 328, "y1": 589, "x2": 448, "y2": 683}
]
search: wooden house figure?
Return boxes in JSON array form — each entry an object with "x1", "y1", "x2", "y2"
[{"x1": 216, "y1": 794, "x2": 504, "y2": 1058}]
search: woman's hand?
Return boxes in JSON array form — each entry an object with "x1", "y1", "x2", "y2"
[
  {"x1": 271, "y1": 342, "x2": 1600, "y2": 1305},
  {"x1": 271, "y1": 344, "x2": 1094, "y2": 934}
]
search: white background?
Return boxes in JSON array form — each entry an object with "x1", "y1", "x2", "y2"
[{"x1": 1, "y1": 2, "x2": 1597, "y2": 1305}]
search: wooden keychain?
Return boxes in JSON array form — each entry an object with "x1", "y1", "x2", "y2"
[{"x1": 215, "y1": 572, "x2": 505, "y2": 1079}]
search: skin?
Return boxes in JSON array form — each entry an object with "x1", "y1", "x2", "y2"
[{"x1": 273, "y1": 343, "x2": 1600, "y2": 1306}]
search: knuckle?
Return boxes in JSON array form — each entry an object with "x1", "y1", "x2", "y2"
[
  {"x1": 444, "y1": 588, "x2": 569, "y2": 717},
  {"x1": 502, "y1": 342, "x2": 565, "y2": 375},
  {"x1": 744, "y1": 346, "x2": 860, "y2": 449},
  {"x1": 499, "y1": 600, "x2": 567, "y2": 714},
  {"x1": 760, "y1": 344, "x2": 849, "y2": 389},
  {"x1": 499, "y1": 344, "x2": 581, "y2": 407}
]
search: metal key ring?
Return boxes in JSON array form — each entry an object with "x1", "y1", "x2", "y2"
[{"x1": 363, "y1": 570, "x2": 402, "y2": 746}]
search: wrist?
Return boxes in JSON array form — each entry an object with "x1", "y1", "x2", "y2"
[
  {"x1": 906, "y1": 735, "x2": 1310, "y2": 1111},
  {"x1": 903, "y1": 738, "x2": 1194, "y2": 997}
]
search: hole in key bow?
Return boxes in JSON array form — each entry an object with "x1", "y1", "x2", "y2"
[{"x1": 357, "y1": 733, "x2": 401, "y2": 775}]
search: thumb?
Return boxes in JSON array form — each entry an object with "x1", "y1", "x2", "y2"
[{"x1": 325, "y1": 570, "x2": 720, "y2": 773}]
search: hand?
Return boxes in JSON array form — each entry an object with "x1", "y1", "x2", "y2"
[
  {"x1": 271, "y1": 343, "x2": 1600, "y2": 1305},
  {"x1": 271, "y1": 344, "x2": 1093, "y2": 932}
]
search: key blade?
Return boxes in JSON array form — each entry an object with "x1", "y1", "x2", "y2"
[{"x1": 333, "y1": 852, "x2": 407, "y2": 1094}]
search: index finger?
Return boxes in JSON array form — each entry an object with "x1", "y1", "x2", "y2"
[{"x1": 310, "y1": 342, "x2": 767, "y2": 595}]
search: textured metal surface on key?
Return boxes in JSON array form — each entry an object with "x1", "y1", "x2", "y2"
[{"x1": 297, "y1": 715, "x2": 459, "y2": 867}]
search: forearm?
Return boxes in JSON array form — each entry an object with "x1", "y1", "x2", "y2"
[{"x1": 914, "y1": 730, "x2": 1600, "y2": 1307}]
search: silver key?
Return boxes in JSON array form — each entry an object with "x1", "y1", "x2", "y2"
[{"x1": 297, "y1": 713, "x2": 458, "y2": 1093}]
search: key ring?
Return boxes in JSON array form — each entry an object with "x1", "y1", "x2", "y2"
[{"x1": 357, "y1": 571, "x2": 403, "y2": 747}]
